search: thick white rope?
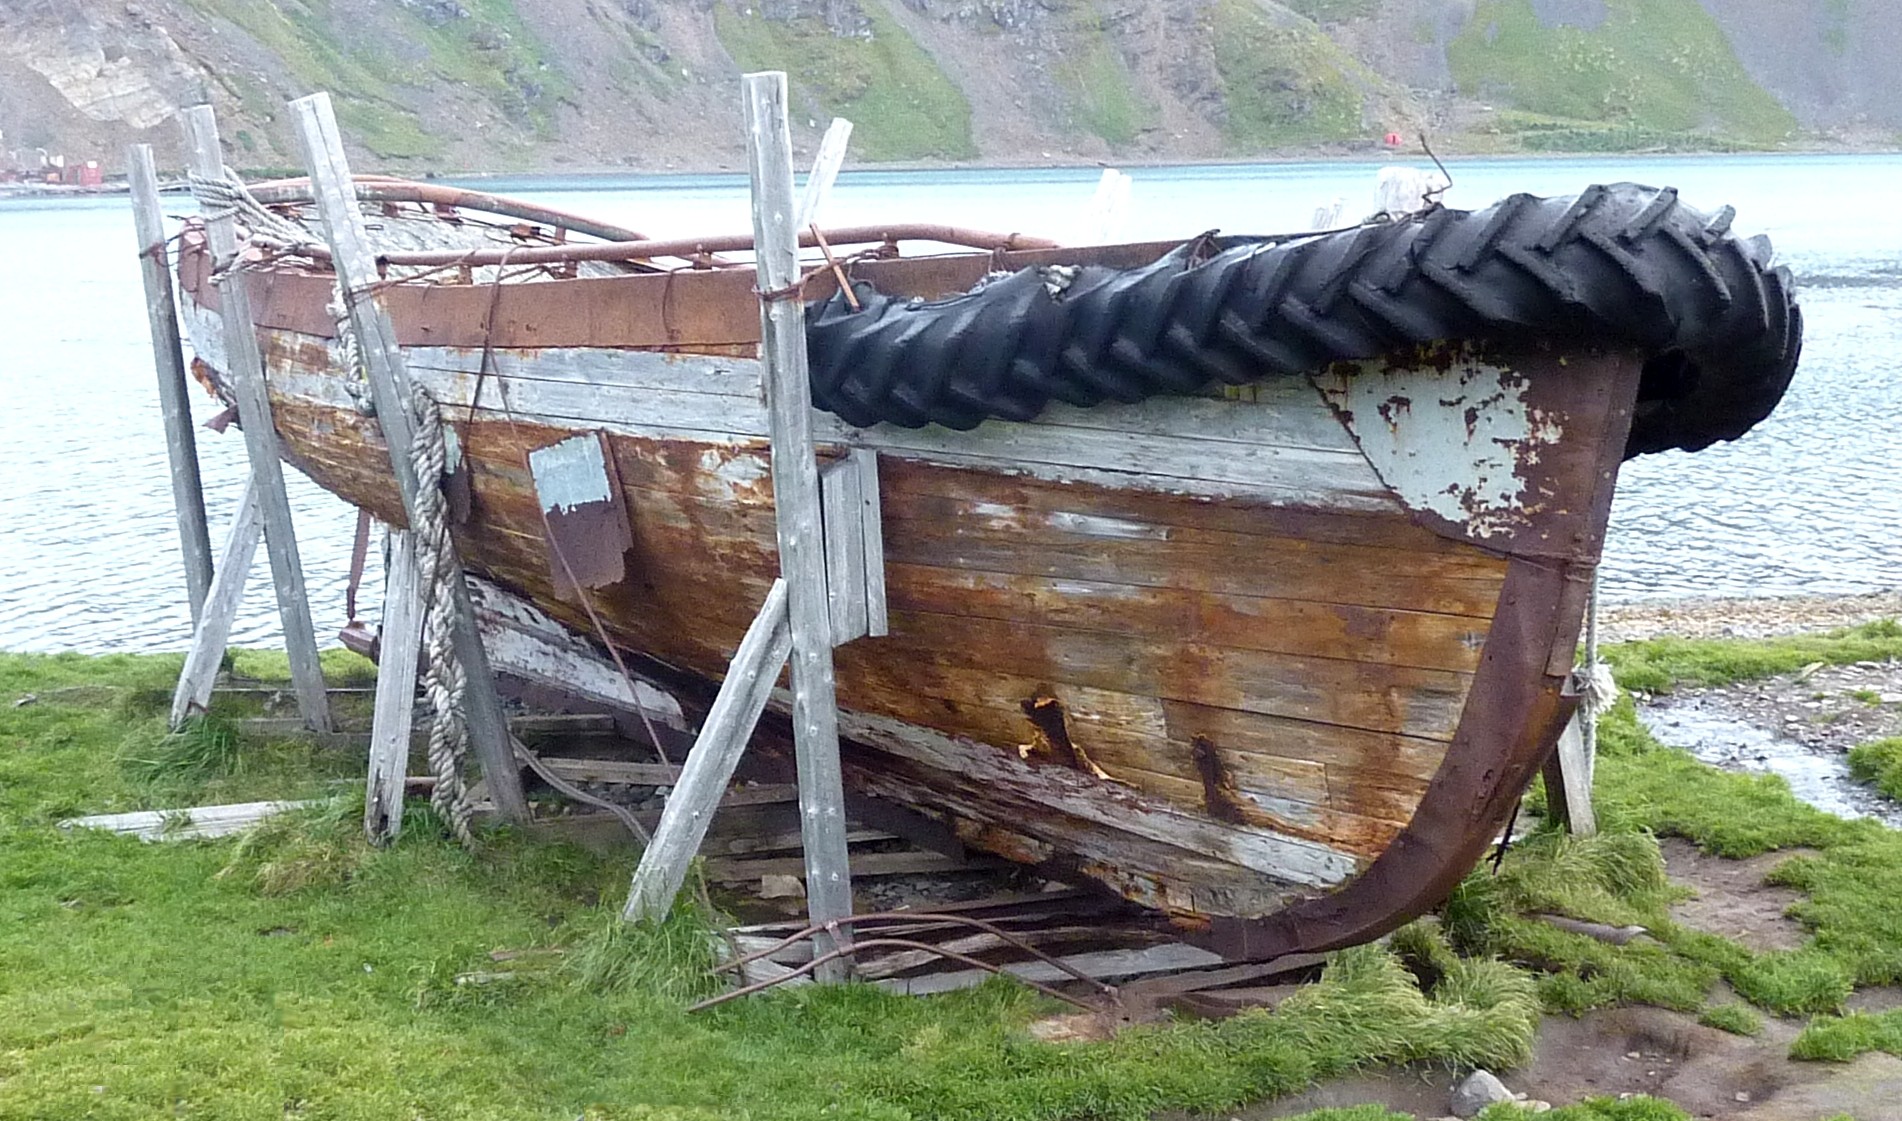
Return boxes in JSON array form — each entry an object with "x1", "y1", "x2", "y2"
[{"x1": 407, "y1": 383, "x2": 477, "y2": 847}]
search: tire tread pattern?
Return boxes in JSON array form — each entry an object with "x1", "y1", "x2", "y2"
[{"x1": 805, "y1": 183, "x2": 1801, "y2": 458}]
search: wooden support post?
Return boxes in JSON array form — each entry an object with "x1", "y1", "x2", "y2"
[
  {"x1": 170, "y1": 475, "x2": 261, "y2": 729},
  {"x1": 182, "y1": 105, "x2": 332, "y2": 734},
  {"x1": 129, "y1": 143, "x2": 214, "y2": 624},
  {"x1": 623, "y1": 579, "x2": 793, "y2": 923},
  {"x1": 745, "y1": 71, "x2": 855, "y2": 978},
  {"x1": 286, "y1": 91, "x2": 529, "y2": 823},
  {"x1": 1551, "y1": 718, "x2": 1597, "y2": 836},
  {"x1": 364, "y1": 531, "x2": 424, "y2": 844}
]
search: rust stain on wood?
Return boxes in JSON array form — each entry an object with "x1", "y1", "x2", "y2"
[{"x1": 1190, "y1": 735, "x2": 1246, "y2": 825}]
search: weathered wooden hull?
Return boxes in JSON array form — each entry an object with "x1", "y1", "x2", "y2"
[{"x1": 178, "y1": 235, "x2": 1639, "y2": 958}]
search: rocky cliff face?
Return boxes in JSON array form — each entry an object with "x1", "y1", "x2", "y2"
[{"x1": 0, "y1": 0, "x2": 1891, "y2": 177}]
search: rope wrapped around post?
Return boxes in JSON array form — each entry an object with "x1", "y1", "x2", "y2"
[{"x1": 407, "y1": 383, "x2": 477, "y2": 846}]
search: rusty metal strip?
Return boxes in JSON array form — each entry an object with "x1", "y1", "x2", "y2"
[{"x1": 1190, "y1": 554, "x2": 1578, "y2": 960}]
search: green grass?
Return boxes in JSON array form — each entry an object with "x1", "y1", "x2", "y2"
[
  {"x1": 1848, "y1": 737, "x2": 1902, "y2": 801},
  {"x1": 1447, "y1": 0, "x2": 1799, "y2": 149},
  {"x1": 1697, "y1": 1001, "x2": 1763, "y2": 1036},
  {"x1": 1210, "y1": 0, "x2": 1373, "y2": 151},
  {"x1": 1, "y1": 650, "x2": 1554, "y2": 1119},
  {"x1": 713, "y1": 3, "x2": 976, "y2": 162},
  {"x1": 1791, "y1": 1008, "x2": 1902, "y2": 1062},
  {"x1": 1601, "y1": 619, "x2": 1902, "y2": 695},
  {"x1": 10, "y1": 620, "x2": 1902, "y2": 1111},
  {"x1": 1419, "y1": 620, "x2": 1902, "y2": 1035}
]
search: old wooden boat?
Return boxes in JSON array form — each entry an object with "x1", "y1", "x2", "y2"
[{"x1": 174, "y1": 179, "x2": 1800, "y2": 960}]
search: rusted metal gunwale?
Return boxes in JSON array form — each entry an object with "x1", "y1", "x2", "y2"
[{"x1": 183, "y1": 236, "x2": 1173, "y2": 351}]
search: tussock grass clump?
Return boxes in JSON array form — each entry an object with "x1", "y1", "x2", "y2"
[
  {"x1": 1271, "y1": 944, "x2": 1541, "y2": 1073},
  {"x1": 1790, "y1": 1008, "x2": 1902, "y2": 1062},
  {"x1": 568, "y1": 903, "x2": 726, "y2": 1005},
  {"x1": 217, "y1": 794, "x2": 366, "y2": 895},
  {"x1": 1725, "y1": 948, "x2": 1852, "y2": 1015},
  {"x1": 1848, "y1": 737, "x2": 1902, "y2": 801},
  {"x1": 1698, "y1": 1002, "x2": 1763, "y2": 1036},
  {"x1": 121, "y1": 714, "x2": 243, "y2": 786}
]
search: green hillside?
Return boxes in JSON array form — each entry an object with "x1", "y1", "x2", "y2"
[
  {"x1": 712, "y1": 3, "x2": 975, "y2": 161},
  {"x1": 1447, "y1": 0, "x2": 1799, "y2": 150}
]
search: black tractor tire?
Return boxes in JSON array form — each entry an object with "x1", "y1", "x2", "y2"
[{"x1": 803, "y1": 183, "x2": 1801, "y2": 459}]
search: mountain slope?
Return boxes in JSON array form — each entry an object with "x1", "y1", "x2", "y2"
[{"x1": 0, "y1": 0, "x2": 1891, "y2": 175}]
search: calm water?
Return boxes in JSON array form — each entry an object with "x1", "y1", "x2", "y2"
[{"x1": 2, "y1": 155, "x2": 1897, "y2": 654}]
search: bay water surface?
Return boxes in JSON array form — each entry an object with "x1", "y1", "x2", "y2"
[{"x1": 2, "y1": 154, "x2": 1896, "y2": 653}]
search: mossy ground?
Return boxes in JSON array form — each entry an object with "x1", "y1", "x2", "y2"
[{"x1": 4, "y1": 622, "x2": 1900, "y2": 1116}]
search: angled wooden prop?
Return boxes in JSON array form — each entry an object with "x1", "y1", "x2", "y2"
[
  {"x1": 624, "y1": 579, "x2": 792, "y2": 922},
  {"x1": 128, "y1": 142, "x2": 214, "y2": 624},
  {"x1": 363, "y1": 531, "x2": 425, "y2": 843},
  {"x1": 170, "y1": 476, "x2": 262, "y2": 729},
  {"x1": 287, "y1": 90, "x2": 529, "y2": 825},
  {"x1": 181, "y1": 106, "x2": 332, "y2": 733}
]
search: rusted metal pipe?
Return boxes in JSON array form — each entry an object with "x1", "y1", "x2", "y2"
[
  {"x1": 246, "y1": 176, "x2": 653, "y2": 245},
  {"x1": 280, "y1": 224, "x2": 1059, "y2": 269}
]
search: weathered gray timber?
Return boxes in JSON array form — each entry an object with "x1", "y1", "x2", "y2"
[
  {"x1": 795, "y1": 118, "x2": 851, "y2": 229},
  {"x1": 745, "y1": 71, "x2": 854, "y2": 977},
  {"x1": 854, "y1": 449, "x2": 889, "y2": 638},
  {"x1": 287, "y1": 91, "x2": 529, "y2": 824},
  {"x1": 170, "y1": 475, "x2": 260, "y2": 729},
  {"x1": 365, "y1": 531, "x2": 423, "y2": 843},
  {"x1": 182, "y1": 106, "x2": 332, "y2": 733},
  {"x1": 820, "y1": 458, "x2": 869, "y2": 644},
  {"x1": 623, "y1": 579, "x2": 793, "y2": 923},
  {"x1": 60, "y1": 800, "x2": 318, "y2": 842},
  {"x1": 129, "y1": 143, "x2": 213, "y2": 623}
]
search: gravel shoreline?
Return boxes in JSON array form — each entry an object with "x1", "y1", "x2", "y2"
[{"x1": 1597, "y1": 589, "x2": 1902, "y2": 645}]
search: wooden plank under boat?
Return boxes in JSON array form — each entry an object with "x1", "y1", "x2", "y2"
[{"x1": 172, "y1": 179, "x2": 1801, "y2": 959}]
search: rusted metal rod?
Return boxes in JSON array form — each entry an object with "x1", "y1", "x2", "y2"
[
  {"x1": 690, "y1": 936, "x2": 1106, "y2": 1013},
  {"x1": 246, "y1": 176, "x2": 654, "y2": 245},
  {"x1": 712, "y1": 910, "x2": 1119, "y2": 995},
  {"x1": 280, "y1": 223, "x2": 1058, "y2": 269}
]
